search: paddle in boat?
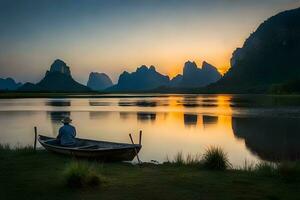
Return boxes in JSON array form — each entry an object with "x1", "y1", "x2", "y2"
[{"x1": 37, "y1": 131, "x2": 142, "y2": 162}]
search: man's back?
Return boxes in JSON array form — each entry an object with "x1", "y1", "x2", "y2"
[{"x1": 57, "y1": 124, "x2": 77, "y2": 146}]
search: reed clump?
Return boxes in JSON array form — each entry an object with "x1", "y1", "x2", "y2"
[
  {"x1": 202, "y1": 146, "x2": 232, "y2": 170},
  {"x1": 0, "y1": 144, "x2": 11, "y2": 151},
  {"x1": 253, "y1": 162, "x2": 277, "y2": 176},
  {"x1": 63, "y1": 161, "x2": 105, "y2": 188},
  {"x1": 0, "y1": 143, "x2": 34, "y2": 154},
  {"x1": 165, "y1": 146, "x2": 231, "y2": 170},
  {"x1": 165, "y1": 152, "x2": 202, "y2": 166},
  {"x1": 240, "y1": 160, "x2": 300, "y2": 180}
]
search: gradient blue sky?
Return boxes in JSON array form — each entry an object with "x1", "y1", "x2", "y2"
[{"x1": 0, "y1": 0, "x2": 300, "y2": 84}]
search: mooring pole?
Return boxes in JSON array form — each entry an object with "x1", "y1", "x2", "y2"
[
  {"x1": 129, "y1": 133, "x2": 141, "y2": 165},
  {"x1": 139, "y1": 130, "x2": 142, "y2": 146},
  {"x1": 34, "y1": 126, "x2": 37, "y2": 151}
]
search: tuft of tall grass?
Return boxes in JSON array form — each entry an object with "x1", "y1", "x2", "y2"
[
  {"x1": 0, "y1": 144, "x2": 11, "y2": 151},
  {"x1": 253, "y1": 162, "x2": 277, "y2": 176},
  {"x1": 185, "y1": 153, "x2": 202, "y2": 166},
  {"x1": 164, "y1": 147, "x2": 231, "y2": 169},
  {"x1": 239, "y1": 160, "x2": 256, "y2": 172},
  {"x1": 174, "y1": 152, "x2": 184, "y2": 165},
  {"x1": 63, "y1": 161, "x2": 105, "y2": 188},
  {"x1": 0, "y1": 143, "x2": 34, "y2": 153},
  {"x1": 202, "y1": 146, "x2": 231, "y2": 170},
  {"x1": 164, "y1": 152, "x2": 202, "y2": 166},
  {"x1": 240, "y1": 160, "x2": 300, "y2": 180},
  {"x1": 15, "y1": 145, "x2": 35, "y2": 153}
]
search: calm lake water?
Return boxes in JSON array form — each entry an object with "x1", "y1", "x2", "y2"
[{"x1": 1, "y1": 94, "x2": 300, "y2": 166}]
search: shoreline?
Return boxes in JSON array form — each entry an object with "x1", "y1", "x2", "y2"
[
  {"x1": 1, "y1": 148, "x2": 299, "y2": 200},
  {"x1": 1, "y1": 92, "x2": 300, "y2": 99}
]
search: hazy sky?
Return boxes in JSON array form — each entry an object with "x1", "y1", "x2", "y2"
[{"x1": 0, "y1": 0, "x2": 300, "y2": 84}]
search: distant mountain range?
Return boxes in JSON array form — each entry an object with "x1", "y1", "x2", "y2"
[
  {"x1": 19, "y1": 59, "x2": 90, "y2": 92},
  {"x1": 210, "y1": 7, "x2": 300, "y2": 93},
  {"x1": 170, "y1": 61, "x2": 221, "y2": 88},
  {"x1": 0, "y1": 59, "x2": 221, "y2": 92},
  {"x1": 1, "y1": 7, "x2": 299, "y2": 94},
  {"x1": 87, "y1": 72, "x2": 113, "y2": 91},
  {"x1": 106, "y1": 61, "x2": 221, "y2": 92},
  {"x1": 0, "y1": 78, "x2": 22, "y2": 91},
  {"x1": 107, "y1": 65, "x2": 170, "y2": 91}
]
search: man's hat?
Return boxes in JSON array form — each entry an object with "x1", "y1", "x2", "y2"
[{"x1": 61, "y1": 117, "x2": 72, "y2": 124}]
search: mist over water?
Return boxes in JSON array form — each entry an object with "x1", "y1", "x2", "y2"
[{"x1": 0, "y1": 94, "x2": 300, "y2": 166}]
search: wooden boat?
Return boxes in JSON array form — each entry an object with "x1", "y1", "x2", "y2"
[{"x1": 38, "y1": 135, "x2": 142, "y2": 161}]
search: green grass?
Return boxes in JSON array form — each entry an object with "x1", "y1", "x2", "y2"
[
  {"x1": 277, "y1": 162, "x2": 300, "y2": 181},
  {"x1": 63, "y1": 161, "x2": 105, "y2": 188},
  {"x1": 1, "y1": 147, "x2": 300, "y2": 200},
  {"x1": 239, "y1": 160, "x2": 300, "y2": 179}
]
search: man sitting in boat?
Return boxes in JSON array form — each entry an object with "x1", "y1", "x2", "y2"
[{"x1": 57, "y1": 117, "x2": 77, "y2": 146}]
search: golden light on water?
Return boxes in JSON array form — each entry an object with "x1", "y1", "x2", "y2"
[{"x1": 0, "y1": 95, "x2": 270, "y2": 166}]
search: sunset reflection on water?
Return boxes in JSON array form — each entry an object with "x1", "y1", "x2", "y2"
[{"x1": 1, "y1": 94, "x2": 300, "y2": 166}]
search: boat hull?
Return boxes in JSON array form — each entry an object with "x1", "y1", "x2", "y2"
[{"x1": 38, "y1": 135, "x2": 141, "y2": 161}]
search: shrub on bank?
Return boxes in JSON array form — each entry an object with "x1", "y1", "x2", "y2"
[
  {"x1": 202, "y1": 146, "x2": 231, "y2": 170},
  {"x1": 63, "y1": 161, "x2": 104, "y2": 188}
]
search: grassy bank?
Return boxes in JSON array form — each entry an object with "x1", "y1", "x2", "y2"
[{"x1": 1, "y1": 148, "x2": 300, "y2": 200}]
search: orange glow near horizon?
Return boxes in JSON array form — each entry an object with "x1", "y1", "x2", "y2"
[
  {"x1": 218, "y1": 66, "x2": 230, "y2": 75},
  {"x1": 1, "y1": 1, "x2": 300, "y2": 83},
  {"x1": 166, "y1": 60, "x2": 230, "y2": 79}
]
